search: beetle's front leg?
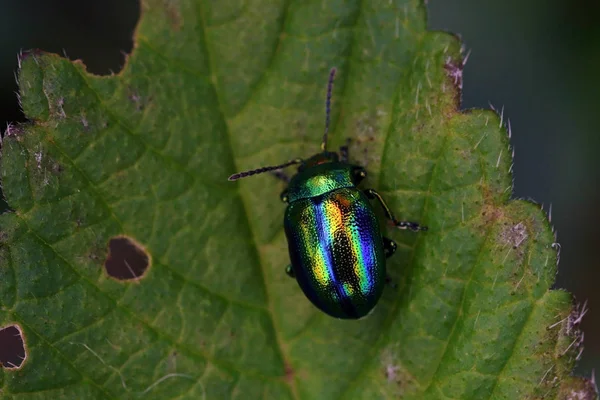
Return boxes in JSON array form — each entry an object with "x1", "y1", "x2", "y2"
[
  {"x1": 285, "y1": 264, "x2": 295, "y2": 278},
  {"x1": 280, "y1": 189, "x2": 290, "y2": 203},
  {"x1": 382, "y1": 237, "x2": 397, "y2": 258},
  {"x1": 364, "y1": 189, "x2": 428, "y2": 232},
  {"x1": 271, "y1": 170, "x2": 290, "y2": 183},
  {"x1": 385, "y1": 275, "x2": 398, "y2": 288}
]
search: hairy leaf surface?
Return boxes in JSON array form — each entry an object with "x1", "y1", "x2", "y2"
[{"x1": 0, "y1": 1, "x2": 594, "y2": 399}]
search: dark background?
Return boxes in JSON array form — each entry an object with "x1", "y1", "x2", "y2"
[{"x1": 0, "y1": 0, "x2": 598, "y2": 378}]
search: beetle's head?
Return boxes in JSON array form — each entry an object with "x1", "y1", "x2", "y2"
[{"x1": 298, "y1": 151, "x2": 339, "y2": 171}]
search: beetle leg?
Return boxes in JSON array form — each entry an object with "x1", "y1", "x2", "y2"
[
  {"x1": 271, "y1": 170, "x2": 290, "y2": 183},
  {"x1": 285, "y1": 264, "x2": 295, "y2": 278},
  {"x1": 382, "y1": 237, "x2": 397, "y2": 258},
  {"x1": 385, "y1": 275, "x2": 398, "y2": 288},
  {"x1": 339, "y1": 138, "x2": 351, "y2": 163},
  {"x1": 364, "y1": 189, "x2": 428, "y2": 232}
]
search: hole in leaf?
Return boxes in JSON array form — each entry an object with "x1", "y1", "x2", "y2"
[
  {"x1": 104, "y1": 236, "x2": 150, "y2": 280},
  {"x1": 0, "y1": 324, "x2": 27, "y2": 369}
]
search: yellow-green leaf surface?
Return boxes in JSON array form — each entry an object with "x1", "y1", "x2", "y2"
[{"x1": 0, "y1": 1, "x2": 595, "y2": 399}]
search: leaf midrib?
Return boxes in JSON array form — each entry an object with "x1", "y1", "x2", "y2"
[{"x1": 194, "y1": 1, "x2": 299, "y2": 399}]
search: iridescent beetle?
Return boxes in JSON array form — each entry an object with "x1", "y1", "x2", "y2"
[{"x1": 229, "y1": 69, "x2": 427, "y2": 319}]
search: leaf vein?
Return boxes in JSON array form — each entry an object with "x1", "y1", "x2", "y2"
[
  {"x1": 13, "y1": 315, "x2": 117, "y2": 399},
  {"x1": 15, "y1": 215, "x2": 290, "y2": 384},
  {"x1": 421, "y1": 226, "x2": 496, "y2": 394},
  {"x1": 230, "y1": 0, "x2": 291, "y2": 118}
]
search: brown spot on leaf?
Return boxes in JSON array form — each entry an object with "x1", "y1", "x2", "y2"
[
  {"x1": 353, "y1": 113, "x2": 381, "y2": 167},
  {"x1": 385, "y1": 363, "x2": 401, "y2": 382},
  {"x1": 477, "y1": 184, "x2": 505, "y2": 226},
  {"x1": 284, "y1": 361, "x2": 295, "y2": 385},
  {"x1": 51, "y1": 162, "x2": 64, "y2": 175},
  {"x1": 0, "y1": 324, "x2": 27, "y2": 369},
  {"x1": 444, "y1": 56, "x2": 465, "y2": 92},
  {"x1": 380, "y1": 349, "x2": 418, "y2": 395},
  {"x1": 443, "y1": 50, "x2": 470, "y2": 108},
  {"x1": 559, "y1": 374, "x2": 598, "y2": 400},
  {"x1": 104, "y1": 236, "x2": 150, "y2": 280},
  {"x1": 562, "y1": 300, "x2": 587, "y2": 360},
  {"x1": 55, "y1": 97, "x2": 66, "y2": 119},
  {"x1": 162, "y1": 0, "x2": 182, "y2": 30},
  {"x1": 4, "y1": 123, "x2": 25, "y2": 138},
  {"x1": 80, "y1": 113, "x2": 89, "y2": 131},
  {"x1": 17, "y1": 48, "x2": 43, "y2": 66},
  {"x1": 499, "y1": 221, "x2": 528, "y2": 249},
  {"x1": 128, "y1": 91, "x2": 143, "y2": 111}
]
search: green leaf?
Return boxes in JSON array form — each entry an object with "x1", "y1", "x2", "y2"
[{"x1": 0, "y1": 0, "x2": 596, "y2": 399}]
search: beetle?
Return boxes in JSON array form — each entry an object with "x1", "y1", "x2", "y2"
[{"x1": 229, "y1": 68, "x2": 427, "y2": 319}]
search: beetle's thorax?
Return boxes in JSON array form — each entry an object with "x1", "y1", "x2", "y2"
[{"x1": 287, "y1": 155, "x2": 354, "y2": 202}]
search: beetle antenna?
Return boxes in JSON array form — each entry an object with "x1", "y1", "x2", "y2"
[
  {"x1": 321, "y1": 67, "x2": 337, "y2": 151},
  {"x1": 228, "y1": 159, "x2": 303, "y2": 181}
]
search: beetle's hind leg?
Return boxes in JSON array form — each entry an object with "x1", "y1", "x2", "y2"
[
  {"x1": 285, "y1": 264, "x2": 295, "y2": 278},
  {"x1": 364, "y1": 189, "x2": 428, "y2": 232},
  {"x1": 383, "y1": 237, "x2": 397, "y2": 258},
  {"x1": 383, "y1": 238, "x2": 398, "y2": 285},
  {"x1": 385, "y1": 274, "x2": 398, "y2": 288}
]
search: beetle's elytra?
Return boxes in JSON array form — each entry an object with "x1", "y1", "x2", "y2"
[{"x1": 229, "y1": 68, "x2": 427, "y2": 319}]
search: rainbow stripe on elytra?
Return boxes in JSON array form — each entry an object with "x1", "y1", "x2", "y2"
[{"x1": 285, "y1": 187, "x2": 384, "y2": 317}]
